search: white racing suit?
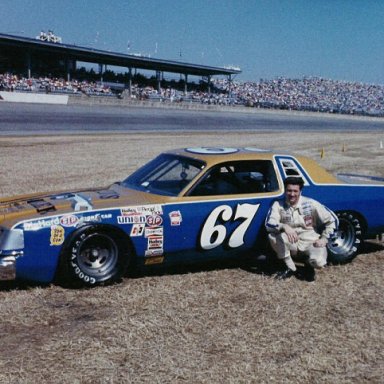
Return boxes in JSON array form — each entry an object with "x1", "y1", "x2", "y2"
[{"x1": 265, "y1": 196, "x2": 338, "y2": 271}]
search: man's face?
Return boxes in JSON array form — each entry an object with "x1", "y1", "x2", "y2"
[{"x1": 285, "y1": 184, "x2": 301, "y2": 206}]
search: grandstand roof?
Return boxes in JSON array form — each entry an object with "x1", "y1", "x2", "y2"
[{"x1": 0, "y1": 33, "x2": 241, "y2": 77}]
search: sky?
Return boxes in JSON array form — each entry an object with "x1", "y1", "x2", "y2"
[{"x1": 2, "y1": 0, "x2": 384, "y2": 84}]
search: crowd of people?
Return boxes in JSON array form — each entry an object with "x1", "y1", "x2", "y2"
[
  {"x1": 0, "y1": 73, "x2": 114, "y2": 96},
  {"x1": 1, "y1": 72, "x2": 384, "y2": 117},
  {"x1": 124, "y1": 77, "x2": 384, "y2": 117},
  {"x1": 209, "y1": 77, "x2": 384, "y2": 116}
]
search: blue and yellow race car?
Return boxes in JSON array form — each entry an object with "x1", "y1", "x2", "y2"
[{"x1": 0, "y1": 147, "x2": 383, "y2": 286}]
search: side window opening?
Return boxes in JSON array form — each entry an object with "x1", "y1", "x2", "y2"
[
  {"x1": 188, "y1": 160, "x2": 279, "y2": 196},
  {"x1": 279, "y1": 158, "x2": 309, "y2": 185},
  {"x1": 123, "y1": 154, "x2": 205, "y2": 196}
]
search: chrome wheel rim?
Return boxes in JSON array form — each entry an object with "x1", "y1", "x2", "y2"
[
  {"x1": 328, "y1": 218, "x2": 356, "y2": 256},
  {"x1": 76, "y1": 233, "x2": 118, "y2": 278}
]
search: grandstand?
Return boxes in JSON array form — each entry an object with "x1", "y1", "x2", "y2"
[
  {"x1": 0, "y1": 32, "x2": 240, "y2": 95},
  {"x1": 1, "y1": 33, "x2": 383, "y2": 117}
]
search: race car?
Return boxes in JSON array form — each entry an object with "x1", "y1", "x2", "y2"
[{"x1": 0, "y1": 147, "x2": 383, "y2": 286}]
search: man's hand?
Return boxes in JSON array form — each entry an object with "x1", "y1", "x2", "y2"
[
  {"x1": 283, "y1": 224, "x2": 298, "y2": 243},
  {"x1": 313, "y1": 238, "x2": 327, "y2": 248}
]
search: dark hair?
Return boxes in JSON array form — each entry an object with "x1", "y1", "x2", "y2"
[{"x1": 284, "y1": 177, "x2": 304, "y2": 190}]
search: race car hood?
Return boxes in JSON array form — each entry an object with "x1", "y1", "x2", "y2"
[{"x1": 0, "y1": 183, "x2": 162, "y2": 228}]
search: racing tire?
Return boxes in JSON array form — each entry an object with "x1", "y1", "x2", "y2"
[
  {"x1": 327, "y1": 211, "x2": 364, "y2": 264},
  {"x1": 58, "y1": 225, "x2": 131, "y2": 287}
]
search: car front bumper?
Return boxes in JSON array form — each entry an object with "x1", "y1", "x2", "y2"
[
  {"x1": 0, "y1": 228, "x2": 24, "y2": 280},
  {"x1": 0, "y1": 254, "x2": 20, "y2": 280}
]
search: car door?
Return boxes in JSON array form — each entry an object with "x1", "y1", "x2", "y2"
[{"x1": 162, "y1": 160, "x2": 283, "y2": 262}]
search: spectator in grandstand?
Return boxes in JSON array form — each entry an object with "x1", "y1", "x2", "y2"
[{"x1": 1, "y1": 71, "x2": 384, "y2": 116}]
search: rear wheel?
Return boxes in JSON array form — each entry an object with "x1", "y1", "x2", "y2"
[
  {"x1": 59, "y1": 225, "x2": 131, "y2": 287},
  {"x1": 327, "y1": 211, "x2": 364, "y2": 264}
]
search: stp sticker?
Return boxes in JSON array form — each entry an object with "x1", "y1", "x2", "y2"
[
  {"x1": 60, "y1": 215, "x2": 79, "y2": 227},
  {"x1": 146, "y1": 215, "x2": 163, "y2": 227}
]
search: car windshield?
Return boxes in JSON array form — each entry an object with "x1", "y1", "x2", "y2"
[{"x1": 122, "y1": 154, "x2": 205, "y2": 196}]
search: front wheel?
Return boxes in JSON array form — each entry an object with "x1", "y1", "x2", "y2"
[
  {"x1": 327, "y1": 211, "x2": 364, "y2": 264},
  {"x1": 59, "y1": 225, "x2": 131, "y2": 287}
]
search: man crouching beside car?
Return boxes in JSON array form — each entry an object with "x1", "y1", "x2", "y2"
[{"x1": 265, "y1": 176, "x2": 338, "y2": 281}]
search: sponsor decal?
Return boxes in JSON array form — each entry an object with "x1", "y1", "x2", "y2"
[
  {"x1": 130, "y1": 224, "x2": 145, "y2": 237},
  {"x1": 24, "y1": 217, "x2": 60, "y2": 231},
  {"x1": 24, "y1": 213, "x2": 113, "y2": 231},
  {"x1": 169, "y1": 210, "x2": 182, "y2": 226},
  {"x1": 144, "y1": 256, "x2": 164, "y2": 265},
  {"x1": 120, "y1": 204, "x2": 163, "y2": 216},
  {"x1": 281, "y1": 212, "x2": 293, "y2": 224},
  {"x1": 148, "y1": 236, "x2": 164, "y2": 249},
  {"x1": 145, "y1": 227, "x2": 164, "y2": 237},
  {"x1": 118, "y1": 205, "x2": 163, "y2": 226},
  {"x1": 304, "y1": 215, "x2": 313, "y2": 227},
  {"x1": 120, "y1": 207, "x2": 141, "y2": 216},
  {"x1": 50, "y1": 225, "x2": 65, "y2": 246},
  {"x1": 138, "y1": 205, "x2": 163, "y2": 215},
  {"x1": 81, "y1": 213, "x2": 112, "y2": 224},
  {"x1": 145, "y1": 248, "x2": 164, "y2": 257},
  {"x1": 302, "y1": 202, "x2": 314, "y2": 227},
  {"x1": 146, "y1": 214, "x2": 163, "y2": 227},
  {"x1": 118, "y1": 215, "x2": 146, "y2": 224},
  {"x1": 60, "y1": 215, "x2": 79, "y2": 227}
]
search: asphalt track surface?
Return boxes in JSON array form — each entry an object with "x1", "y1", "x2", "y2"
[{"x1": 0, "y1": 102, "x2": 383, "y2": 134}]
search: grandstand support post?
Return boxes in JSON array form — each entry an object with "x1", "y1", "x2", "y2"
[
  {"x1": 99, "y1": 63, "x2": 104, "y2": 84},
  {"x1": 228, "y1": 74, "x2": 232, "y2": 99},
  {"x1": 156, "y1": 70, "x2": 161, "y2": 93},
  {"x1": 65, "y1": 59, "x2": 70, "y2": 82},
  {"x1": 128, "y1": 67, "x2": 132, "y2": 97},
  {"x1": 184, "y1": 73, "x2": 188, "y2": 95},
  {"x1": 207, "y1": 75, "x2": 211, "y2": 94},
  {"x1": 26, "y1": 51, "x2": 31, "y2": 79}
]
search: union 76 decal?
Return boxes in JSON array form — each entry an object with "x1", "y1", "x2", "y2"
[{"x1": 200, "y1": 203, "x2": 260, "y2": 250}]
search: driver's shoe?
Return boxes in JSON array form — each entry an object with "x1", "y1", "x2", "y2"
[
  {"x1": 275, "y1": 268, "x2": 296, "y2": 280},
  {"x1": 304, "y1": 265, "x2": 316, "y2": 282}
]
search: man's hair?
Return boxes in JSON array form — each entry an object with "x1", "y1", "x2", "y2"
[{"x1": 284, "y1": 176, "x2": 304, "y2": 190}]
